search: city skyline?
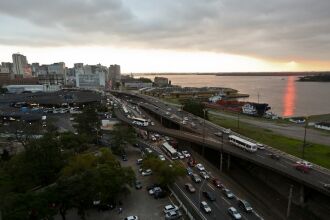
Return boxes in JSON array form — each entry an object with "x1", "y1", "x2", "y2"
[{"x1": 1, "y1": 0, "x2": 330, "y2": 72}]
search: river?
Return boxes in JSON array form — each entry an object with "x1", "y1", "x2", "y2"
[{"x1": 137, "y1": 74, "x2": 330, "y2": 117}]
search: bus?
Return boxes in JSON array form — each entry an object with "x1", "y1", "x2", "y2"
[
  {"x1": 161, "y1": 142, "x2": 178, "y2": 160},
  {"x1": 132, "y1": 117, "x2": 149, "y2": 127},
  {"x1": 228, "y1": 135, "x2": 257, "y2": 152}
]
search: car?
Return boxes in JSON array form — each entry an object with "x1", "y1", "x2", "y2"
[
  {"x1": 135, "y1": 180, "x2": 142, "y2": 189},
  {"x1": 187, "y1": 159, "x2": 197, "y2": 167},
  {"x1": 196, "y1": 163, "x2": 205, "y2": 171},
  {"x1": 154, "y1": 188, "x2": 166, "y2": 199},
  {"x1": 202, "y1": 191, "x2": 216, "y2": 201},
  {"x1": 133, "y1": 143, "x2": 140, "y2": 148},
  {"x1": 151, "y1": 122, "x2": 155, "y2": 126},
  {"x1": 177, "y1": 152, "x2": 185, "y2": 159},
  {"x1": 294, "y1": 164, "x2": 310, "y2": 173},
  {"x1": 186, "y1": 167, "x2": 193, "y2": 175},
  {"x1": 268, "y1": 153, "x2": 280, "y2": 160},
  {"x1": 200, "y1": 171, "x2": 210, "y2": 179},
  {"x1": 182, "y1": 120, "x2": 187, "y2": 125},
  {"x1": 223, "y1": 128, "x2": 231, "y2": 134},
  {"x1": 164, "y1": 136, "x2": 171, "y2": 141},
  {"x1": 149, "y1": 186, "x2": 161, "y2": 195},
  {"x1": 200, "y1": 201, "x2": 212, "y2": 213},
  {"x1": 323, "y1": 183, "x2": 330, "y2": 190},
  {"x1": 191, "y1": 173, "x2": 202, "y2": 183},
  {"x1": 125, "y1": 216, "x2": 139, "y2": 220},
  {"x1": 136, "y1": 158, "x2": 143, "y2": 165},
  {"x1": 163, "y1": 204, "x2": 179, "y2": 214},
  {"x1": 159, "y1": 155, "x2": 166, "y2": 161},
  {"x1": 238, "y1": 199, "x2": 253, "y2": 212},
  {"x1": 165, "y1": 210, "x2": 182, "y2": 220},
  {"x1": 142, "y1": 169, "x2": 152, "y2": 176},
  {"x1": 182, "y1": 150, "x2": 191, "y2": 158},
  {"x1": 166, "y1": 112, "x2": 170, "y2": 115},
  {"x1": 170, "y1": 114, "x2": 175, "y2": 119},
  {"x1": 223, "y1": 189, "x2": 235, "y2": 199},
  {"x1": 212, "y1": 178, "x2": 224, "y2": 188},
  {"x1": 184, "y1": 117, "x2": 188, "y2": 121},
  {"x1": 228, "y1": 207, "x2": 242, "y2": 219},
  {"x1": 214, "y1": 132, "x2": 223, "y2": 137},
  {"x1": 256, "y1": 143, "x2": 265, "y2": 150},
  {"x1": 184, "y1": 183, "x2": 196, "y2": 193},
  {"x1": 145, "y1": 148, "x2": 153, "y2": 154},
  {"x1": 296, "y1": 161, "x2": 313, "y2": 168},
  {"x1": 122, "y1": 154, "x2": 127, "y2": 161}
]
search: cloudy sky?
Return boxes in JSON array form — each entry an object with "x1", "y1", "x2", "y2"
[{"x1": 1, "y1": 0, "x2": 330, "y2": 72}]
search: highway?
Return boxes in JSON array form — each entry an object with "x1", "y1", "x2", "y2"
[
  {"x1": 136, "y1": 138, "x2": 261, "y2": 220},
  {"x1": 112, "y1": 91, "x2": 330, "y2": 197}
]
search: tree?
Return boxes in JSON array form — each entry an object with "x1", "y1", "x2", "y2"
[
  {"x1": 183, "y1": 99, "x2": 208, "y2": 119},
  {"x1": 0, "y1": 87, "x2": 8, "y2": 94},
  {"x1": 74, "y1": 105, "x2": 100, "y2": 140},
  {"x1": 111, "y1": 124, "x2": 136, "y2": 155},
  {"x1": 58, "y1": 132, "x2": 91, "y2": 154},
  {"x1": 142, "y1": 155, "x2": 185, "y2": 186}
]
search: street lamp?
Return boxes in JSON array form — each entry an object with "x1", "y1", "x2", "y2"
[
  {"x1": 202, "y1": 109, "x2": 207, "y2": 156},
  {"x1": 302, "y1": 116, "x2": 308, "y2": 159},
  {"x1": 198, "y1": 178, "x2": 207, "y2": 205}
]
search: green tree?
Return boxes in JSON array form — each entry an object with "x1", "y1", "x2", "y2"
[
  {"x1": 111, "y1": 124, "x2": 136, "y2": 155},
  {"x1": 142, "y1": 155, "x2": 185, "y2": 186},
  {"x1": 58, "y1": 132, "x2": 91, "y2": 154},
  {"x1": 74, "y1": 105, "x2": 100, "y2": 140},
  {"x1": 183, "y1": 99, "x2": 208, "y2": 119},
  {"x1": 0, "y1": 87, "x2": 8, "y2": 94}
]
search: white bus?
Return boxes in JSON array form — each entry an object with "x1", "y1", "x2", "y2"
[
  {"x1": 229, "y1": 135, "x2": 257, "y2": 152},
  {"x1": 132, "y1": 117, "x2": 149, "y2": 127},
  {"x1": 161, "y1": 142, "x2": 178, "y2": 160}
]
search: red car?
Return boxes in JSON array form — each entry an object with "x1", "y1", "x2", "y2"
[
  {"x1": 212, "y1": 179, "x2": 224, "y2": 188},
  {"x1": 187, "y1": 158, "x2": 197, "y2": 167},
  {"x1": 294, "y1": 164, "x2": 310, "y2": 173}
]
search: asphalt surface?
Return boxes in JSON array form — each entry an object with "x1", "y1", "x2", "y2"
[
  {"x1": 137, "y1": 138, "x2": 261, "y2": 220},
  {"x1": 208, "y1": 110, "x2": 330, "y2": 147},
  {"x1": 112, "y1": 91, "x2": 330, "y2": 197}
]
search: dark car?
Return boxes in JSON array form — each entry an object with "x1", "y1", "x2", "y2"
[
  {"x1": 238, "y1": 199, "x2": 253, "y2": 212},
  {"x1": 202, "y1": 191, "x2": 216, "y2": 201},
  {"x1": 185, "y1": 183, "x2": 196, "y2": 193},
  {"x1": 122, "y1": 154, "x2": 127, "y2": 161},
  {"x1": 135, "y1": 180, "x2": 142, "y2": 189},
  {"x1": 268, "y1": 153, "x2": 280, "y2": 160},
  {"x1": 212, "y1": 178, "x2": 224, "y2": 188},
  {"x1": 154, "y1": 188, "x2": 166, "y2": 199}
]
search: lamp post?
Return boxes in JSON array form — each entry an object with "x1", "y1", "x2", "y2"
[
  {"x1": 202, "y1": 109, "x2": 207, "y2": 156},
  {"x1": 302, "y1": 116, "x2": 308, "y2": 159},
  {"x1": 198, "y1": 178, "x2": 207, "y2": 205}
]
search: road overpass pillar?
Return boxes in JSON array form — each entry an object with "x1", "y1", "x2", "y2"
[
  {"x1": 227, "y1": 154, "x2": 231, "y2": 170},
  {"x1": 220, "y1": 152, "x2": 223, "y2": 172},
  {"x1": 300, "y1": 185, "x2": 305, "y2": 205}
]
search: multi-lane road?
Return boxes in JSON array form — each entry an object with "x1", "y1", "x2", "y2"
[{"x1": 112, "y1": 91, "x2": 330, "y2": 197}]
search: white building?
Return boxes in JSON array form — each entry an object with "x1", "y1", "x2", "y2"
[
  {"x1": 12, "y1": 53, "x2": 28, "y2": 76},
  {"x1": 109, "y1": 64, "x2": 121, "y2": 88},
  {"x1": 5, "y1": 84, "x2": 61, "y2": 93},
  {"x1": 48, "y1": 62, "x2": 66, "y2": 75},
  {"x1": 76, "y1": 72, "x2": 105, "y2": 90},
  {"x1": 315, "y1": 122, "x2": 330, "y2": 131}
]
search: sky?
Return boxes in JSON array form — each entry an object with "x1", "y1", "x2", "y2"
[{"x1": 0, "y1": 0, "x2": 330, "y2": 73}]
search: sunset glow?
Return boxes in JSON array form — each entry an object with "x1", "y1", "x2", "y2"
[{"x1": 283, "y1": 76, "x2": 296, "y2": 117}]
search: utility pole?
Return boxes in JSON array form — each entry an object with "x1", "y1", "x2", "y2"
[
  {"x1": 202, "y1": 109, "x2": 206, "y2": 156},
  {"x1": 237, "y1": 112, "x2": 240, "y2": 129},
  {"x1": 302, "y1": 116, "x2": 308, "y2": 159},
  {"x1": 287, "y1": 185, "x2": 293, "y2": 219}
]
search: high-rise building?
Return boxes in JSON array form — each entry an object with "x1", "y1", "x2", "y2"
[
  {"x1": 1, "y1": 62, "x2": 14, "y2": 79},
  {"x1": 12, "y1": 53, "x2": 28, "y2": 77},
  {"x1": 31, "y1": 63, "x2": 40, "y2": 76},
  {"x1": 109, "y1": 64, "x2": 121, "y2": 88},
  {"x1": 48, "y1": 62, "x2": 66, "y2": 75}
]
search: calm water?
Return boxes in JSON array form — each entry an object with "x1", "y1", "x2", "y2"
[{"x1": 139, "y1": 74, "x2": 330, "y2": 117}]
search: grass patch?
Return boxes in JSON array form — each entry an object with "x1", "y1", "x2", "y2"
[
  {"x1": 161, "y1": 97, "x2": 183, "y2": 105},
  {"x1": 209, "y1": 115, "x2": 330, "y2": 169}
]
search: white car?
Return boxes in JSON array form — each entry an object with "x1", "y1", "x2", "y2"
[
  {"x1": 296, "y1": 161, "x2": 313, "y2": 168},
  {"x1": 200, "y1": 201, "x2": 211, "y2": 213},
  {"x1": 159, "y1": 155, "x2": 166, "y2": 161},
  {"x1": 228, "y1": 207, "x2": 241, "y2": 219},
  {"x1": 142, "y1": 169, "x2": 152, "y2": 176},
  {"x1": 125, "y1": 216, "x2": 138, "y2": 220},
  {"x1": 182, "y1": 150, "x2": 191, "y2": 158},
  {"x1": 196, "y1": 163, "x2": 205, "y2": 171},
  {"x1": 256, "y1": 143, "x2": 265, "y2": 150},
  {"x1": 177, "y1": 152, "x2": 185, "y2": 159},
  {"x1": 200, "y1": 171, "x2": 210, "y2": 179},
  {"x1": 163, "y1": 204, "x2": 179, "y2": 214}
]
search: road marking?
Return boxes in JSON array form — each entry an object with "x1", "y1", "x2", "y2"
[
  {"x1": 223, "y1": 198, "x2": 231, "y2": 205},
  {"x1": 207, "y1": 183, "x2": 216, "y2": 191},
  {"x1": 174, "y1": 183, "x2": 208, "y2": 220}
]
